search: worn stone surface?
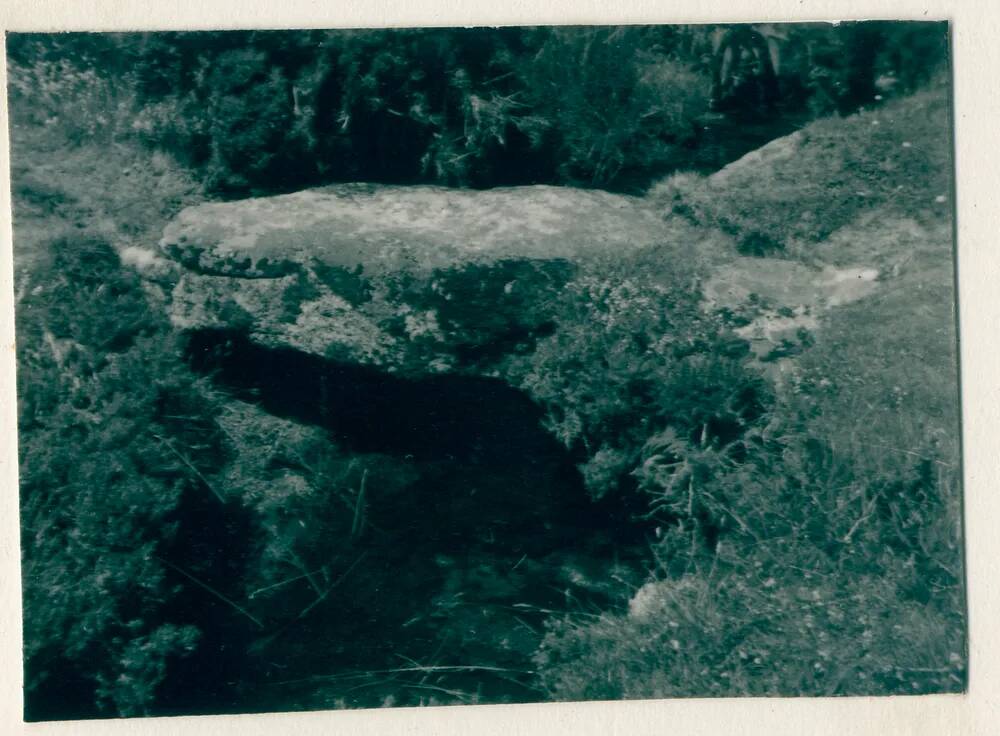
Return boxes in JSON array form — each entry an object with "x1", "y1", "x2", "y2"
[
  {"x1": 160, "y1": 183, "x2": 665, "y2": 277},
  {"x1": 704, "y1": 256, "x2": 880, "y2": 379},
  {"x1": 159, "y1": 184, "x2": 668, "y2": 374}
]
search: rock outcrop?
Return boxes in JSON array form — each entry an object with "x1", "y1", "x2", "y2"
[{"x1": 160, "y1": 184, "x2": 666, "y2": 375}]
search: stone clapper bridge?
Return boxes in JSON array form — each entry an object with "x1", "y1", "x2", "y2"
[
  {"x1": 150, "y1": 174, "x2": 879, "y2": 434},
  {"x1": 132, "y1": 155, "x2": 882, "y2": 707}
]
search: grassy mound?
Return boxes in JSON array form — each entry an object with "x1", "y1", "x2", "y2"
[{"x1": 653, "y1": 77, "x2": 953, "y2": 260}]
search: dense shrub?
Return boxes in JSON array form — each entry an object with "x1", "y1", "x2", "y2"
[
  {"x1": 517, "y1": 27, "x2": 709, "y2": 186},
  {"x1": 16, "y1": 235, "x2": 217, "y2": 718},
  {"x1": 512, "y1": 251, "x2": 765, "y2": 517}
]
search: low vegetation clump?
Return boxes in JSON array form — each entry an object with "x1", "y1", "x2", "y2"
[{"x1": 511, "y1": 217, "x2": 962, "y2": 698}]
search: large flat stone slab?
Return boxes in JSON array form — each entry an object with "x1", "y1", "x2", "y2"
[
  {"x1": 160, "y1": 183, "x2": 667, "y2": 374},
  {"x1": 160, "y1": 184, "x2": 665, "y2": 278}
]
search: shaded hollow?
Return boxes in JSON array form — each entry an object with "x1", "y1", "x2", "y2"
[
  {"x1": 173, "y1": 328, "x2": 646, "y2": 710},
  {"x1": 187, "y1": 328, "x2": 553, "y2": 463},
  {"x1": 184, "y1": 328, "x2": 618, "y2": 548}
]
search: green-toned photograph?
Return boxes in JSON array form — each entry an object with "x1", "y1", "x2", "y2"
[{"x1": 6, "y1": 22, "x2": 964, "y2": 721}]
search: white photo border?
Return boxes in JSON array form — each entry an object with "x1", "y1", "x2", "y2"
[{"x1": 1, "y1": 2, "x2": 996, "y2": 734}]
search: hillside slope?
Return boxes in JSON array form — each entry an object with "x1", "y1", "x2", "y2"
[{"x1": 533, "y1": 81, "x2": 962, "y2": 701}]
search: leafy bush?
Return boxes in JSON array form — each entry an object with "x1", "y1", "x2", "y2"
[
  {"x1": 794, "y1": 21, "x2": 949, "y2": 116},
  {"x1": 16, "y1": 234, "x2": 216, "y2": 718},
  {"x1": 518, "y1": 27, "x2": 709, "y2": 186},
  {"x1": 513, "y1": 253, "x2": 764, "y2": 512},
  {"x1": 192, "y1": 47, "x2": 306, "y2": 191}
]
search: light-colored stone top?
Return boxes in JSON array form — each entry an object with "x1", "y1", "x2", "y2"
[{"x1": 160, "y1": 183, "x2": 666, "y2": 278}]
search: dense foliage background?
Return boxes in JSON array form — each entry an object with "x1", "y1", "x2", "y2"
[
  {"x1": 7, "y1": 22, "x2": 962, "y2": 720},
  {"x1": 9, "y1": 23, "x2": 947, "y2": 193}
]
